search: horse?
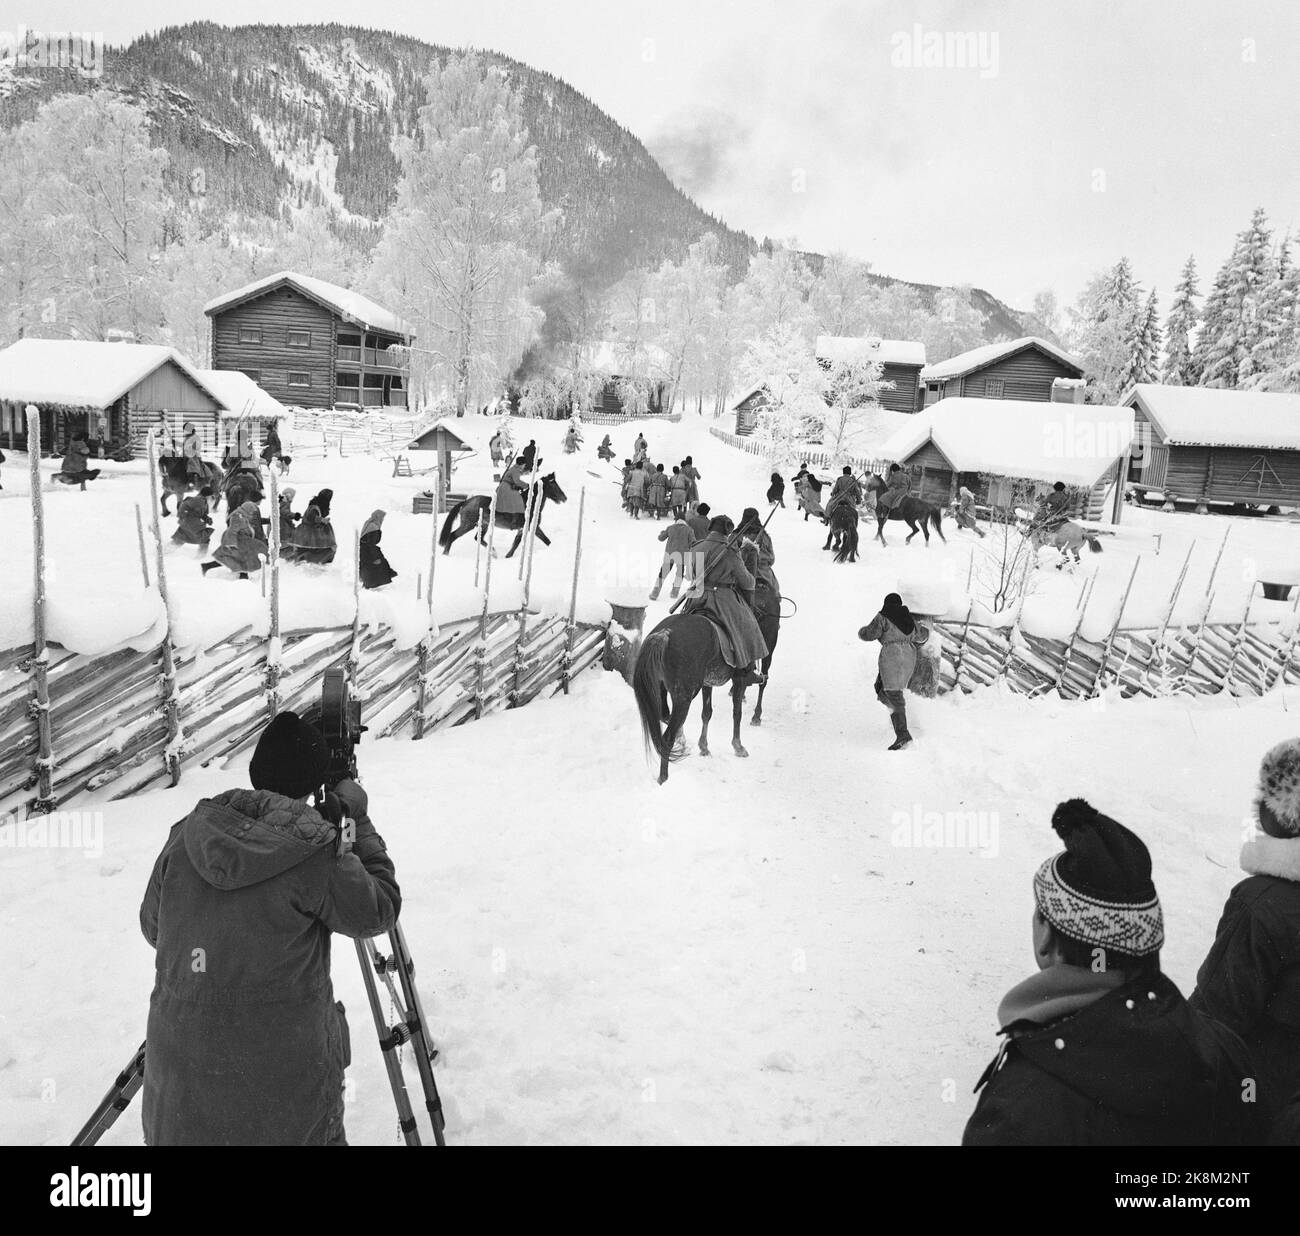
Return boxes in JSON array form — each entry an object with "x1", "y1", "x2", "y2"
[
  {"x1": 632, "y1": 613, "x2": 761, "y2": 784},
  {"x1": 439, "y1": 472, "x2": 567, "y2": 558},
  {"x1": 223, "y1": 465, "x2": 265, "y2": 513},
  {"x1": 864, "y1": 475, "x2": 947, "y2": 547},
  {"x1": 821, "y1": 502, "x2": 860, "y2": 562},
  {"x1": 1027, "y1": 518, "x2": 1103, "y2": 564},
  {"x1": 748, "y1": 586, "x2": 783, "y2": 726},
  {"x1": 157, "y1": 455, "x2": 224, "y2": 516}
]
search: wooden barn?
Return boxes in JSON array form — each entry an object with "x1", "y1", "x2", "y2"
[
  {"x1": 816, "y1": 335, "x2": 926, "y2": 413},
  {"x1": 0, "y1": 339, "x2": 230, "y2": 455},
  {"x1": 920, "y1": 337, "x2": 1085, "y2": 406},
  {"x1": 879, "y1": 396, "x2": 1133, "y2": 523},
  {"x1": 732, "y1": 384, "x2": 771, "y2": 436},
  {"x1": 205, "y1": 271, "x2": 414, "y2": 412},
  {"x1": 1122, "y1": 384, "x2": 1300, "y2": 512}
]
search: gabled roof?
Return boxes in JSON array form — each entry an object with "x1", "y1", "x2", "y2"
[
  {"x1": 879, "y1": 396, "x2": 1133, "y2": 487},
  {"x1": 1123, "y1": 383, "x2": 1300, "y2": 450},
  {"x1": 816, "y1": 335, "x2": 926, "y2": 368},
  {"x1": 731, "y1": 383, "x2": 770, "y2": 411},
  {"x1": 920, "y1": 336, "x2": 1084, "y2": 382},
  {"x1": 198, "y1": 369, "x2": 289, "y2": 419},
  {"x1": 408, "y1": 419, "x2": 476, "y2": 452},
  {"x1": 203, "y1": 271, "x2": 414, "y2": 339},
  {"x1": 0, "y1": 339, "x2": 224, "y2": 410}
]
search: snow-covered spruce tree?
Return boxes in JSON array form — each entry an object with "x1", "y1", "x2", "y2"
[
  {"x1": 1246, "y1": 240, "x2": 1300, "y2": 391},
  {"x1": 1162, "y1": 256, "x2": 1200, "y2": 385},
  {"x1": 740, "y1": 324, "x2": 828, "y2": 470},
  {"x1": 1197, "y1": 207, "x2": 1274, "y2": 389},
  {"x1": 1067, "y1": 258, "x2": 1145, "y2": 402},
  {"x1": 1131, "y1": 290, "x2": 1163, "y2": 386},
  {"x1": 819, "y1": 355, "x2": 894, "y2": 466}
]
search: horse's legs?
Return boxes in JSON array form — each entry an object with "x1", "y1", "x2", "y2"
[
  {"x1": 751, "y1": 655, "x2": 771, "y2": 725},
  {"x1": 661, "y1": 692, "x2": 693, "y2": 783},
  {"x1": 731, "y1": 679, "x2": 749, "y2": 757},
  {"x1": 534, "y1": 528, "x2": 551, "y2": 547},
  {"x1": 905, "y1": 518, "x2": 918, "y2": 544},
  {"x1": 699, "y1": 686, "x2": 713, "y2": 756},
  {"x1": 160, "y1": 491, "x2": 171, "y2": 518},
  {"x1": 876, "y1": 517, "x2": 887, "y2": 546},
  {"x1": 504, "y1": 528, "x2": 524, "y2": 558}
]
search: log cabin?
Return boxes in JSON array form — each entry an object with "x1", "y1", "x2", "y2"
[
  {"x1": 1122, "y1": 384, "x2": 1300, "y2": 512},
  {"x1": 585, "y1": 341, "x2": 670, "y2": 416},
  {"x1": 816, "y1": 336, "x2": 926, "y2": 413},
  {"x1": 732, "y1": 383, "x2": 770, "y2": 436},
  {"x1": 878, "y1": 396, "x2": 1133, "y2": 523},
  {"x1": 204, "y1": 271, "x2": 414, "y2": 412},
  {"x1": 920, "y1": 337, "x2": 1085, "y2": 406}
]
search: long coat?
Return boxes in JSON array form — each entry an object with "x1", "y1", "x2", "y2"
[
  {"x1": 749, "y1": 528, "x2": 779, "y2": 595},
  {"x1": 681, "y1": 464, "x2": 701, "y2": 505},
  {"x1": 828, "y1": 474, "x2": 862, "y2": 512},
  {"x1": 172, "y1": 495, "x2": 213, "y2": 546},
  {"x1": 139, "y1": 788, "x2": 400, "y2": 1145},
  {"x1": 858, "y1": 612, "x2": 929, "y2": 691},
  {"x1": 1190, "y1": 840, "x2": 1300, "y2": 1120},
  {"x1": 797, "y1": 475, "x2": 824, "y2": 517},
  {"x1": 877, "y1": 471, "x2": 910, "y2": 511},
  {"x1": 669, "y1": 473, "x2": 688, "y2": 507},
  {"x1": 496, "y1": 464, "x2": 529, "y2": 517},
  {"x1": 646, "y1": 470, "x2": 669, "y2": 510},
  {"x1": 625, "y1": 468, "x2": 648, "y2": 501},
  {"x1": 213, "y1": 502, "x2": 268, "y2": 574},
  {"x1": 289, "y1": 506, "x2": 337, "y2": 565},
  {"x1": 359, "y1": 516, "x2": 397, "y2": 590},
  {"x1": 964, "y1": 970, "x2": 1257, "y2": 1146},
  {"x1": 681, "y1": 532, "x2": 769, "y2": 667},
  {"x1": 277, "y1": 496, "x2": 299, "y2": 552},
  {"x1": 62, "y1": 439, "x2": 91, "y2": 475}
]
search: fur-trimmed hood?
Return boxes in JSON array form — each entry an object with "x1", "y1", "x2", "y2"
[{"x1": 1241, "y1": 830, "x2": 1300, "y2": 884}]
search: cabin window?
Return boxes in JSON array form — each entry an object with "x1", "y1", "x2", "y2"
[
  {"x1": 337, "y1": 333, "x2": 362, "y2": 347},
  {"x1": 287, "y1": 329, "x2": 312, "y2": 349},
  {"x1": 363, "y1": 373, "x2": 385, "y2": 388},
  {"x1": 287, "y1": 372, "x2": 311, "y2": 388},
  {"x1": 335, "y1": 371, "x2": 360, "y2": 388},
  {"x1": 240, "y1": 369, "x2": 261, "y2": 383},
  {"x1": 238, "y1": 327, "x2": 262, "y2": 344},
  {"x1": 983, "y1": 378, "x2": 1005, "y2": 397}
]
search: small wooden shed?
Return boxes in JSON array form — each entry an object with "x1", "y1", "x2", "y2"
[{"x1": 407, "y1": 420, "x2": 475, "y2": 511}]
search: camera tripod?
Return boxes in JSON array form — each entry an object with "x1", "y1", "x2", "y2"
[{"x1": 71, "y1": 923, "x2": 447, "y2": 1147}]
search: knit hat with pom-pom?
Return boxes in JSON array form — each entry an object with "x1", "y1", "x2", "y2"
[
  {"x1": 1032, "y1": 798, "x2": 1165, "y2": 958},
  {"x1": 1256, "y1": 740, "x2": 1300, "y2": 838}
]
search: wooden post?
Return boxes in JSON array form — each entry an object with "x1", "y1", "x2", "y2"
[
  {"x1": 473, "y1": 504, "x2": 485, "y2": 588},
  {"x1": 474, "y1": 488, "x2": 500, "y2": 719},
  {"x1": 266, "y1": 467, "x2": 282, "y2": 718},
  {"x1": 1267, "y1": 587, "x2": 1300, "y2": 692},
  {"x1": 521, "y1": 464, "x2": 545, "y2": 584},
  {"x1": 518, "y1": 458, "x2": 541, "y2": 581},
  {"x1": 510, "y1": 497, "x2": 542, "y2": 705},
  {"x1": 1057, "y1": 574, "x2": 1097, "y2": 695},
  {"x1": 413, "y1": 467, "x2": 442, "y2": 741},
  {"x1": 349, "y1": 527, "x2": 364, "y2": 693},
  {"x1": 1224, "y1": 588, "x2": 1255, "y2": 690},
  {"x1": 26, "y1": 406, "x2": 56, "y2": 812},
  {"x1": 1205, "y1": 525, "x2": 1231, "y2": 597},
  {"x1": 951, "y1": 599, "x2": 975, "y2": 694},
  {"x1": 560, "y1": 486, "x2": 588, "y2": 695},
  {"x1": 1155, "y1": 541, "x2": 1197, "y2": 650},
  {"x1": 134, "y1": 504, "x2": 152, "y2": 588},
  {"x1": 145, "y1": 432, "x2": 184, "y2": 786},
  {"x1": 1091, "y1": 555, "x2": 1141, "y2": 696}
]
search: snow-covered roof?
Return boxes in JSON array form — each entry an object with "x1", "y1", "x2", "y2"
[
  {"x1": 198, "y1": 369, "x2": 289, "y2": 419},
  {"x1": 584, "y1": 340, "x2": 671, "y2": 376},
  {"x1": 1123, "y1": 384, "x2": 1300, "y2": 450},
  {"x1": 816, "y1": 335, "x2": 926, "y2": 368},
  {"x1": 408, "y1": 418, "x2": 476, "y2": 452},
  {"x1": 879, "y1": 396, "x2": 1134, "y2": 487},
  {"x1": 0, "y1": 339, "x2": 224, "y2": 410},
  {"x1": 730, "y1": 383, "x2": 769, "y2": 410},
  {"x1": 920, "y1": 336, "x2": 1084, "y2": 382},
  {"x1": 203, "y1": 271, "x2": 414, "y2": 339}
]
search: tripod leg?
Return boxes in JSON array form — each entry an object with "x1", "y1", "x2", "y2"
[
  {"x1": 355, "y1": 938, "x2": 422, "y2": 1146},
  {"x1": 71, "y1": 1041, "x2": 146, "y2": 1147},
  {"x1": 390, "y1": 923, "x2": 447, "y2": 1146}
]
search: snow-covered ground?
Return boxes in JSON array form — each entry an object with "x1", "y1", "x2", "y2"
[{"x1": 2, "y1": 414, "x2": 1298, "y2": 1145}]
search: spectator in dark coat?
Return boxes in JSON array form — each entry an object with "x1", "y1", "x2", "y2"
[
  {"x1": 260, "y1": 422, "x2": 283, "y2": 467},
  {"x1": 668, "y1": 466, "x2": 688, "y2": 519},
  {"x1": 60, "y1": 432, "x2": 100, "y2": 489},
  {"x1": 202, "y1": 501, "x2": 267, "y2": 578},
  {"x1": 289, "y1": 504, "x2": 337, "y2": 565},
  {"x1": 172, "y1": 488, "x2": 214, "y2": 549},
  {"x1": 964, "y1": 799, "x2": 1258, "y2": 1147},
  {"x1": 767, "y1": 471, "x2": 786, "y2": 508},
  {"x1": 625, "y1": 461, "x2": 648, "y2": 518},
  {"x1": 359, "y1": 509, "x2": 398, "y2": 589},
  {"x1": 520, "y1": 440, "x2": 537, "y2": 471},
  {"x1": 1190, "y1": 739, "x2": 1300, "y2": 1126},
  {"x1": 308, "y1": 488, "x2": 334, "y2": 520},
  {"x1": 858, "y1": 593, "x2": 929, "y2": 750},
  {"x1": 646, "y1": 464, "x2": 669, "y2": 517},
  {"x1": 139, "y1": 712, "x2": 399, "y2": 1145},
  {"x1": 680, "y1": 457, "x2": 702, "y2": 510}
]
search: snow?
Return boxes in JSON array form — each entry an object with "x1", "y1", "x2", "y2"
[
  {"x1": 198, "y1": 370, "x2": 289, "y2": 421},
  {"x1": 816, "y1": 336, "x2": 926, "y2": 368},
  {"x1": 920, "y1": 336, "x2": 1084, "y2": 381},
  {"x1": 4, "y1": 414, "x2": 1300, "y2": 1145},
  {"x1": 878, "y1": 397, "x2": 1135, "y2": 490},
  {"x1": 203, "y1": 271, "x2": 413, "y2": 340},
  {"x1": 1126, "y1": 383, "x2": 1300, "y2": 450},
  {"x1": 0, "y1": 340, "x2": 224, "y2": 411}
]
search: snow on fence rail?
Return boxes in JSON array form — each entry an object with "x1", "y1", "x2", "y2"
[
  {"x1": 290, "y1": 408, "x2": 423, "y2": 459},
  {"x1": 708, "y1": 425, "x2": 891, "y2": 473},
  {"x1": 507, "y1": 410, "x2": 682, "y2": 426}
]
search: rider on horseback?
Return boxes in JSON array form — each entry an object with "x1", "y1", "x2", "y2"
[
  {"x1": 876, "y1": 463, "x2": 910, "y2": 513},
  {"x1": 739, "y1": 506, "x2": 780, "y2": 600},
  {"x1": 182, "y1": 421, "x2": 206, "y2": 485},
  {"x1": 1035, "y1": 481, "x2": 1072, "y2": 532},
  {"x1": 824, "y1": 465, "x2": 862, "y2": 519},
  {"x1": 680, "y1": 515, "x2": 768, "y2": 689}
]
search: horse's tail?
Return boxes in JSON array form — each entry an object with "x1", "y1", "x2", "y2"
[
  {"x1": 930, "y1": 507, "x2": 944, "y2": 534},
  {"x1": 438, "y1": 501, "x2": 464, "y2": 551},
  {"x1": 1086, "y1": 533, "x2": 1103, "y2": 553},
  {"x1": 632, "y1": 629, "x2": 674, "y2": 763}
]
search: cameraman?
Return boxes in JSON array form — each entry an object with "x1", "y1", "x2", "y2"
[{"x1": 138, "y1": 711, "x2": 400, "y2": 1146}]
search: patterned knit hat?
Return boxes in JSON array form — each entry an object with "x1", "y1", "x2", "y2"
[
  {"x1": 1257, "y1": 739, "x2": 1300, "y2": 838},
  {"x1": 1032, "y1": 799, "x2": 1165, "y2": 958}
]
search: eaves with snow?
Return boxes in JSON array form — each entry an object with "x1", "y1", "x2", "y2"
[
  {"x1": 816, "y1": 336, "x2": 926, "y2": 368},
  {"x1": 919, "y1": 336, "x2": 1084, "y2": 382},
  {"x1": 1122, "y1": 383, "x2": 1300, "y2": 451},
  {"x1": 203, "y1": 271, "x2": 415, "y2": 340}
]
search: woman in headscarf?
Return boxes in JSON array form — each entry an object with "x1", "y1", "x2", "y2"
[
  {"x1": 359, "y1": 510, "x2": 398, "y2": 590},
  {"x1": 858, "y1": 593, "x2": 930, "y2": 750},
  {"x1": 289, "y1": 502, "x2": 337, "y2": 565},
  {"x1": 307, "y1": 488, "x2": 334, "y2": 520},
  {"x1": 277, "y1": 487, "x2": 299, "y2": 554},
  {"x1": 202, "y1": 500, "x2": 268, "y2": 579},
  {"x1": 173, "y1": 487, "x2": 215, "y2": 549}
]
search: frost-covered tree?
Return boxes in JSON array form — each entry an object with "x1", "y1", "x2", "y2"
[
  {"x1": 1197, "y1": 207, "x2": 1273, "y2": 389},
  {"x1": 810, "y1": 252, "x2": 876, "y2": 337},
  {"x1": 1162, "y1": 256, "x2": 1200, "y2": 385},
  {"x1": 1068, "y1": 258, "x2": 1145, "y2": 401},
  {"x1": 922, "y1": 286, "x2": 986, "y2": 361},
  {"x1": 1123, "y1": 289, "x2": 1162, "y2": 389},
  {"x1": 739, "y1": 324, "x2": 827, "y2": 468},
  {"x1": 0, "y1": 122, "x2": 61, "y2": 342},
  {"x1": 1023, "y1": 289, "x2": 1062, "y2": 343},
  {"x1": 1245, "y1": 240, "x2": 1300, "y2": 391},
  {"x1": 735, "y1": 245, "x2": 815, "y2": 341},
  {"x1": 819, "y1": 354, "x2": 893, "y2": 466}
]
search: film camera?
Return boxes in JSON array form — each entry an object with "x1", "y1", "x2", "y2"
[{"x1": 303, "y1": 667, "x2": 366, "y2": 790}]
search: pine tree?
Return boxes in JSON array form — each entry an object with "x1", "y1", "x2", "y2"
[
  {"x1": 1067, "y1": 258, "x2": 1145, "y2": 401},
  {"x1": 1161, "y1": 256, "x2": 1199, "y2": 385},
  {"x1": 1197, "y1": 207, "x2": 1274, "y2": 389},
  {"x1": 1131, "y1": 290, "x2": 1163, "y2": 386},
  {"x1": 1245, "y1": 240, "x2": 1300, "y2": 390}
]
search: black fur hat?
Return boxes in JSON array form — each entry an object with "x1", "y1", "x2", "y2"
[
  {"x1": 1257, "y1": 740, "x2": 1300, "y2": 838},
  {"x1": 249, "y1": 712, "x2": 328, "y2": 800}
]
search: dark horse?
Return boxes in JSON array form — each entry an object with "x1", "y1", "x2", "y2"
[
  {"x1": 157, "y1": 455, "x2": 224, "y2": 516},
  {"x1": 222, "y1": 464, "x2": 265, "y2": 513},
  {"x1": 439, "y1": 472, "x2": 567, "y2": 558},
  {"x1": 865, "y1": 475, "x2": 947, "y2": 547},
  {"x1": 821, "y1": 503, "x2": 860, "y2": 563},
  {"x1": 749, "y1": 586, "x2": 782, "y2": 725}
]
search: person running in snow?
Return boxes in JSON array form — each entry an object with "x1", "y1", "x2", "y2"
[
  {"x1": 646, "y1": 463, "x2": 669, "y2": 518},
  {"x1": 1190, "y1": 739, "x2": 1300, "y2": 1130},
  {"x1": 953, "y1": 485, "x2": 985, "y2": 537},
  {"x1": 796, "y1": 465, "x2": 825, "y2": 521},
  {"x1": 679, "y1": 515, "x2": 768, "y2": 687},
  {"x1": 963, "y1": 799, "x2": 1257, "y2": 1147},
  {"x1": 563, "y1": 423, "x2": 582, "y2": 454},
  {"x1": 307, "y1": 488, "x2": 334, "y2": 521},
  {"x1": 202, "y1": 500, "x2": 267, "y2": 579},
  {"x1": 277, "y1": 487, "x2": 299, "y2": 553},
  {"x1": 597, "y1": 433, "x2": 615, "y2": 462},
  {"x1": 767, "y1": 471, "x2": 787, "y2": 508},
  {"x1": 668, "y1": 465, "x2": 688, "y2": 519},
  {"x1": 60, "y1": 431, "x2": 100, "y2": 489},
  {"x1": 287, "y1": 502, "x2": 337, "y2": 565},
  {"x1": 359, "y1": 510, "x2": 398, "y2": 589},
  {"x1": 625, "y1": 460, "x2": 648, "y2": 518},
  {"x1": 139, "y1": 711, "x2": 399, "y2": 1145},
  {"x1": 680, "y1": 457, "x2": 702, "y2": 511},
  {"x1": 172, "y1": 487, "x2": 214, "y2": 549},
  {"x1": 649, "y1": 511, "x2": 693, "y2": 601},
  {"x1": 858, "y1": 593, "x2": 929, "y2": 751}
]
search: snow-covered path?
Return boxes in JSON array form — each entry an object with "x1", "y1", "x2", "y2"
[{"x1": 2, "y1": 416, "x2": 1296, "y2": 1145}]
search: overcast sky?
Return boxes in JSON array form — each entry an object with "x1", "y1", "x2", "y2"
[{"x1": 12, "y1": 0, "x2": 1300, "y2": 313}]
